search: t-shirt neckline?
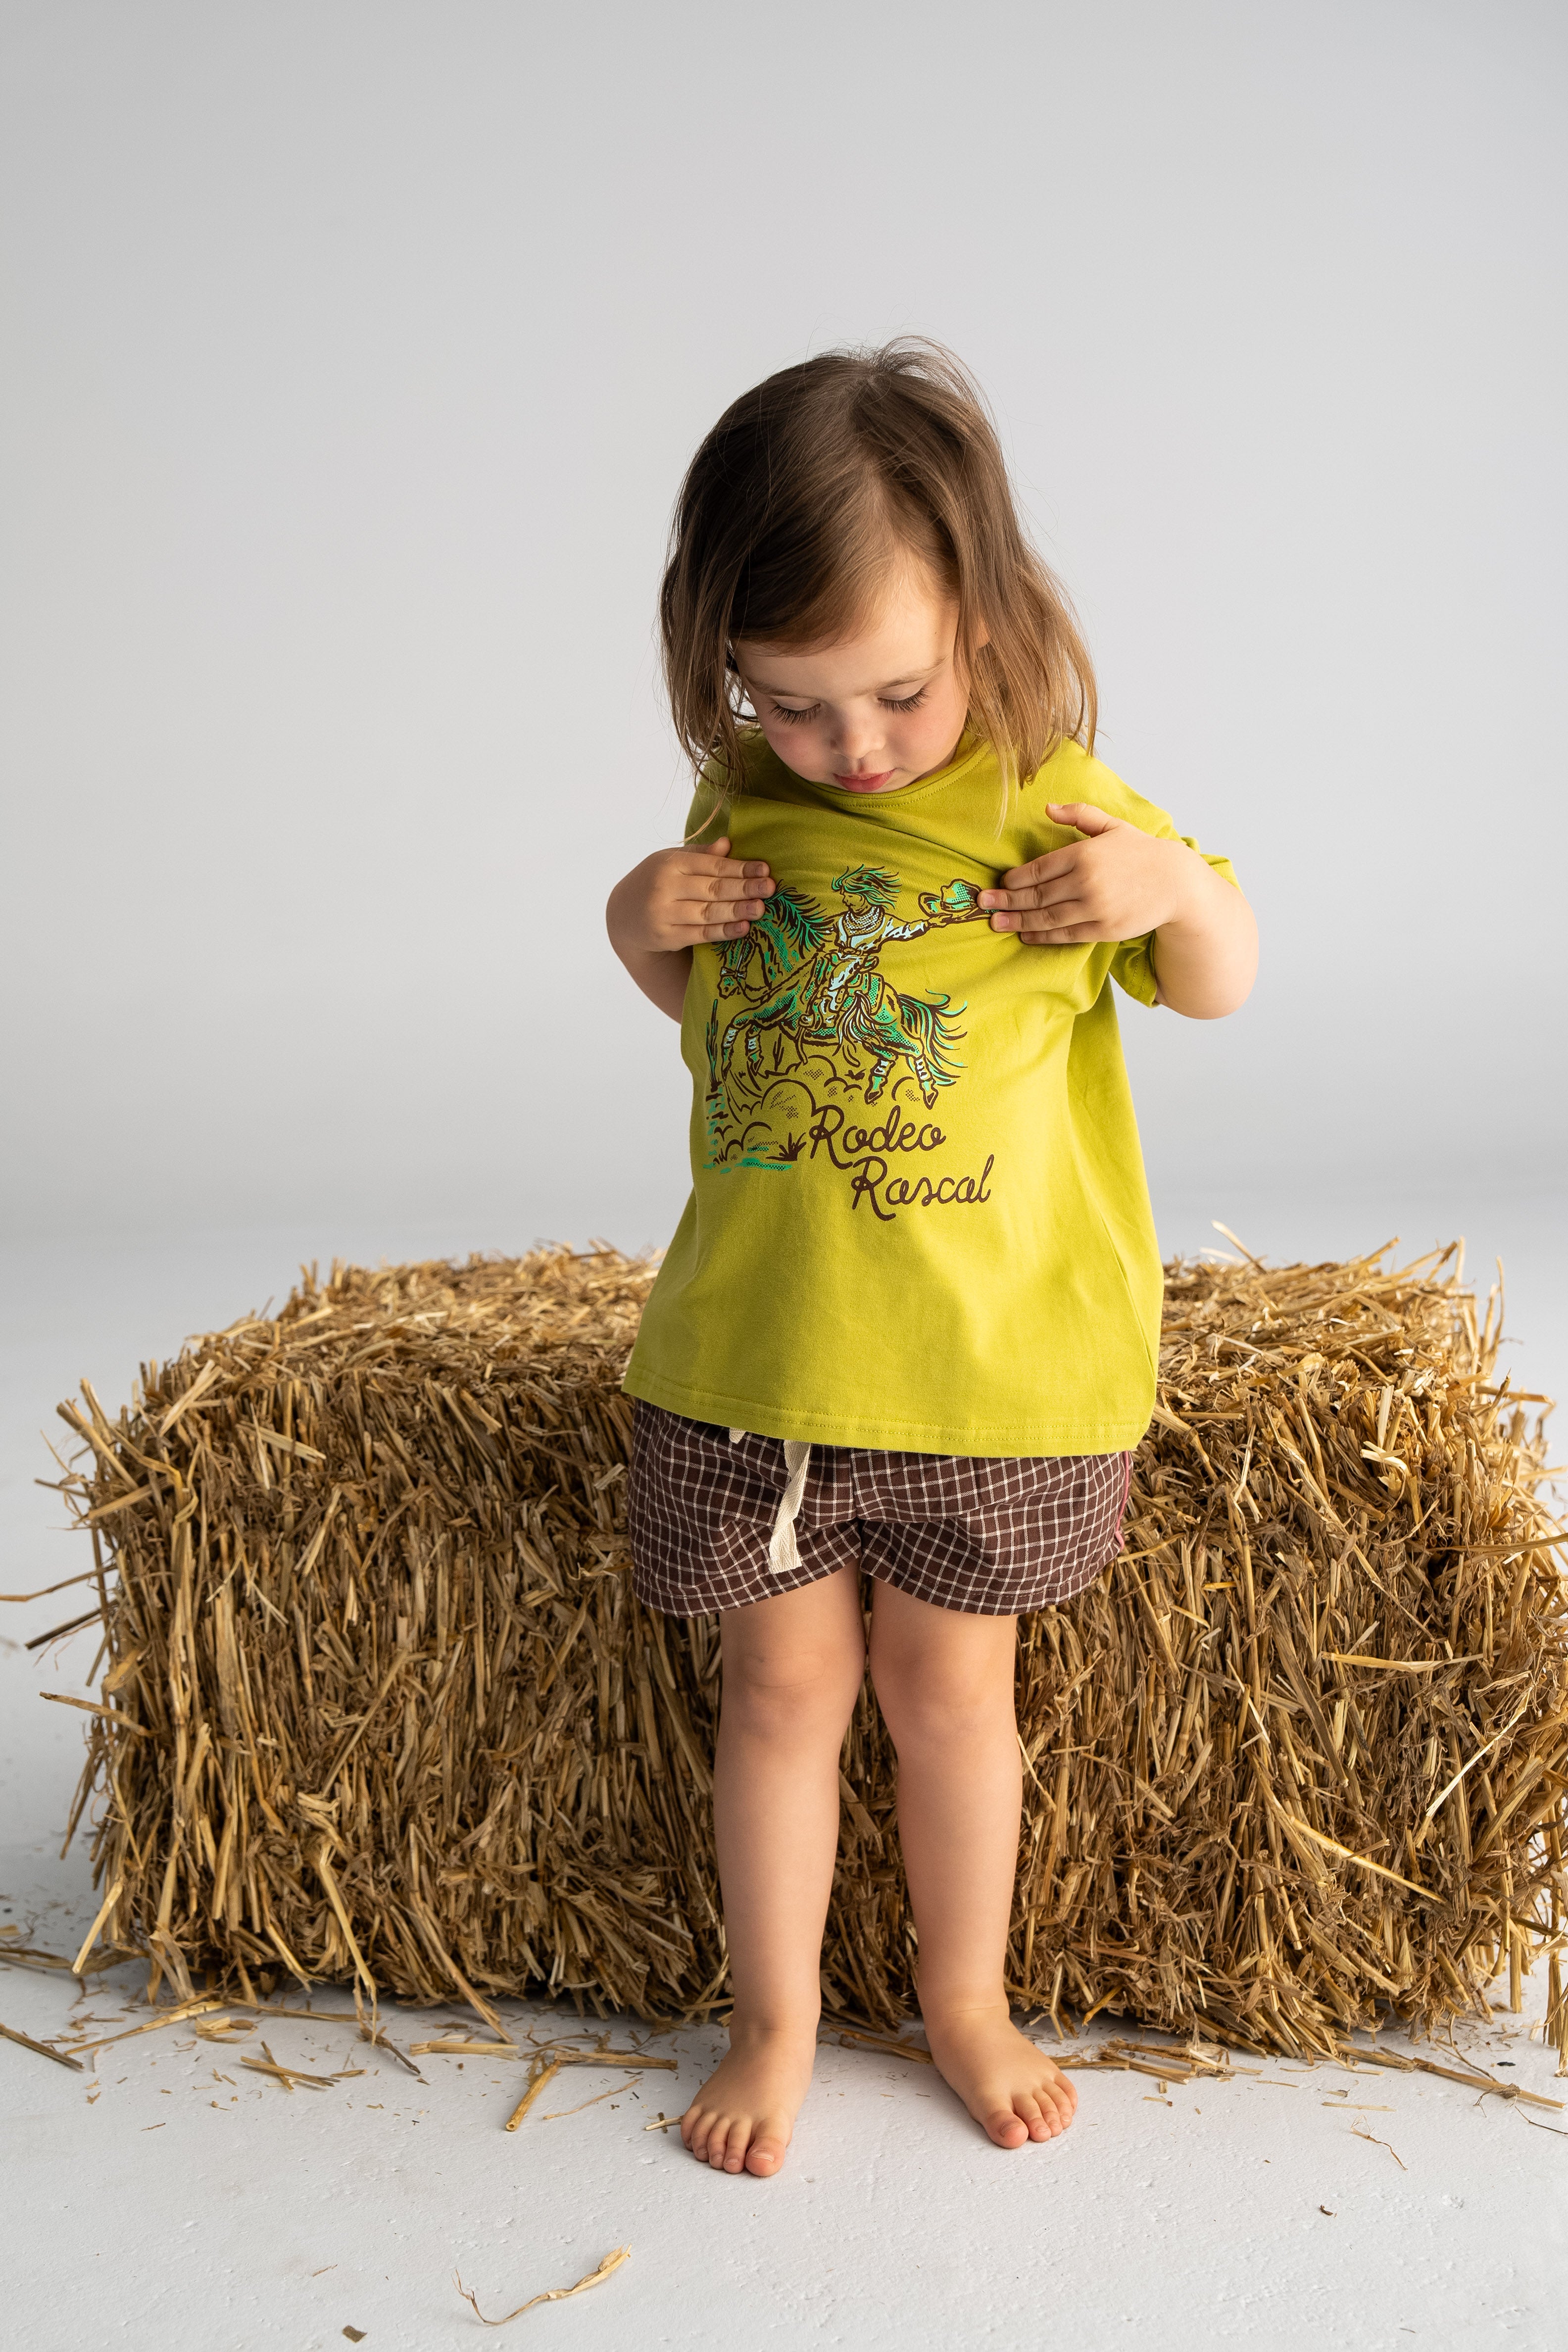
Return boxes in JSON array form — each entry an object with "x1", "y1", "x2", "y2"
[{"x1": 771, "y1": 734, "x2": 992, "y2": 808}]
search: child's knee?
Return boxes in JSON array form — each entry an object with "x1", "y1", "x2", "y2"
[
  {"x1": 868, "y1": 1644, "x2": 1013, "y2": 1750},
  {"x1": 722, "y1": 1637, "x2": 864, "y2": 1736}
]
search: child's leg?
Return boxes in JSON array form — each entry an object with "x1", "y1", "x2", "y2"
[
  {"x1": 681, "y1": 1562, "x2": 867, "y2": 2177},
  {"x1": 868, "y1": 1582, "x2": 1078, "y2": 2149}
]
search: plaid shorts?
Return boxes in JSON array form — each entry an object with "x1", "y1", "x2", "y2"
[{"x1": 628, "y1": 1401, "x2": 1133, "y2": 1618}]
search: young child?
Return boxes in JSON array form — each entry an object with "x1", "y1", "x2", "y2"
[{"x1": 605, "y1": 341, "x2": 1256, "y2": 2179}]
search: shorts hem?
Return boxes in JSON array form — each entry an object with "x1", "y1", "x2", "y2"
[{"x1": 632, "y1": 1552, "x2": 1121, "y2": 1620}]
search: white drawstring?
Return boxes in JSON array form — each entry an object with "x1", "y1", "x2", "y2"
[{"x1": 730, "y1": 1428, "x2": 811, "y2": 1576}]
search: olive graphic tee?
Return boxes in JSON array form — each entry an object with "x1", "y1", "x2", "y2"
[{"x1": 623, "y1": 730, "x2": 1239, "y2": 1457}]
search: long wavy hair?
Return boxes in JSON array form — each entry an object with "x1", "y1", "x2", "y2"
[{"x1": 659, "y1": 340, "x2": 1096, "y2": 805}]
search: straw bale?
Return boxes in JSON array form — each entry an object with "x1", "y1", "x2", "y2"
[{"x1": 43, "y1": 1241, "x2": 1568, "y2": 2056}]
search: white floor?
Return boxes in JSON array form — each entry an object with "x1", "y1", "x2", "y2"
[{"x1": 2, "y1": 1188, "x2": 1565, "y2": 2352}]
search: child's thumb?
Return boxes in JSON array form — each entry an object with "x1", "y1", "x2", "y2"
[{"x1": 1046, "y1": 800, "x2": 1113, "y2": 834}]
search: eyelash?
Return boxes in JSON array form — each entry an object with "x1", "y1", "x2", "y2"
[{"x1": 770, "y1": 689, "x2": 928, "y2": 726}]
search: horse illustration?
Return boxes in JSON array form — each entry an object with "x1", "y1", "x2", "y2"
[
  {"x1": 706, "y1": 866, "x2": 975, "y2": 1113},
  {"x1": 704, "y1": 885, "x2": 833, "y2": 1104},
  {"x1": 717, "y1": 885, "x2": 831, "y2": 1003}
]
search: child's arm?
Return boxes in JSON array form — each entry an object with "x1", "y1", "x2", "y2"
[
  {"x1": 606, "y1": 838, "x2": 775, "y2": 1022},
  {"x1": 978, "y1": 800, "x2": 1257, "y2": 1020}
]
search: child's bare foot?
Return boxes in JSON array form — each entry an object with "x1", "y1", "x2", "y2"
[
  {"x1": 680, "y1": 2019, "x2": 818, "y2": 2176},
  {"x1": 923, "y1": 2003, "x2": 1078, "y2": 2149}
]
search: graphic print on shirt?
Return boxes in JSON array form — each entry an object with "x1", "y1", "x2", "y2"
[{"x1": 701, "y1": 862, "x2": 996, "y2": 1217}]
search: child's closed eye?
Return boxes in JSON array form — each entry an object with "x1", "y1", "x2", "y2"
[{"x1": 769, "y1": 690, "x2": 927, "y2": 724}]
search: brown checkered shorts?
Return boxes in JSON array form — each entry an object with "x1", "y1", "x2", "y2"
[{"x1": 629, "y1": 1401, "x2": 1133, "y2": 1618}]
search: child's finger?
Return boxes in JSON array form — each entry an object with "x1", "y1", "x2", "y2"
[
  {"x1": 1044, "y1": 799, "x2": 1116, "y2": 835},
  {"x1": 688, "y1": 911, "x2": 764, "y2": 935},
  {"x1": 979, "y1": 849, "x2": 1077, "y2": 908},
  {"x1": 686, "y1": 837, "x2": 773, "y2": 878},
  {"x1": 683, "y1": 857, "x2": 774, "y2": 902},
  {"x1": 986, "y1": 875, "x2": 1083, "y2": 926},
  {"x1": 654, "y1": 904, "x2": 761, "y2": 945},
  {"x1": 1016, "y1": 917, "x2": 1107, "y2": 945},
  {"x1": 681, "y1": 885, "x2": 764, "y2": 921},
  {"x1": 664, "y1": 873, "x2": 770, "y2": 931},
  {"x1": 1016, "y1": 899, "x2": 1093, "y2": 933},
  {"x1": 1000, "y1": 897, "x2": 1094, "y2": 938},
  {"x1": 657, "y1": 900, "x2": 762, "y2": 941}
]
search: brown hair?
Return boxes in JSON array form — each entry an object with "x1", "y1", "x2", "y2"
[{"x1": 659, "y1": 339, "x2": 1096, "y2": 800}]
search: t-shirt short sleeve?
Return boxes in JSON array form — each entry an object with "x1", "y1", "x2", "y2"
[
  {"x1": 683, "y1": 764, "x2": 731, "y2": 846},
  {"x1": 1112, "y1": 839, "x2": 1242, "y2": 1007},
  {"x1": 1036, "y1": 748, "x2": 1240, "y2": 1010}
]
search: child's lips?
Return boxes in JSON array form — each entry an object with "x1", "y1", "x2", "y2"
[{"x1": 833, "y1": 770, "x2": 893, "y2": 792}]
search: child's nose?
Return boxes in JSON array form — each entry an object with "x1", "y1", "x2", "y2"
[{"x1": 833, "y1": 716, "x2": 883, "y2": 762}]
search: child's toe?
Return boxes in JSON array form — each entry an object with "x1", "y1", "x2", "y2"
[
  {"x1": 985, "y1": 2104, "x2": 1029, "y2": 2148},
  {"x1": 745, "y1": 2126, "x2": 787, "y2": 2176}
]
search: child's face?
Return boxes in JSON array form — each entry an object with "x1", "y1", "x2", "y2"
[{"x1": 734, "y1": 564, "x2": 973, "y2": 794}]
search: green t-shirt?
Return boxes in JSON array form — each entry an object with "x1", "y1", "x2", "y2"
[{"x1": 622, "y1": 730, "x2": 1238, "y2": 1456}]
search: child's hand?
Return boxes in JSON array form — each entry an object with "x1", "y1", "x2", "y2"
[
  {"x1": 606, "y1": 838, "x2": 774, "y2": 957},
  {"x1": 977, "y1": 802, "x2": 1198, "y2": 945}
]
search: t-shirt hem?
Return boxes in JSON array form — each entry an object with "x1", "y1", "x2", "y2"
[{"x1": 622, "y1": 1367, "x2": 1151, "y2": 1459}]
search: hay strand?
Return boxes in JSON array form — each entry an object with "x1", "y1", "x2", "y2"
[
  {"x1": 0, "y1": 2020, "x2": 85, "y2": 2071},
  {"x1": 540, "y1": 2075, "x2": 641, "y2": 2119},
  {"x1": 240, "y1": 2043, "x2": 361, "y2": 2092},
  {"x1": 455, "y1": 2245, "x2": 630, "y2": 2327},
  {"x1": 70, "y1": 1877, "x2": 124, "y2": 1976},
  {"x1": 62, "y1": 1996, "x2": 224, "y2": 2052},
  {"x1": 504, "y1": 2058, "x2": 561, "y2": 2131},
  {"x1": 0, "y1": 1942, "x2": 134, "y2": 1980}
]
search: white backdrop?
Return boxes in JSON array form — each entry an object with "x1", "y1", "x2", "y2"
[
  {"x1": 2, "y1": 27, "x2": 1566, "y2": 2344},
  {"x1": 2, "y1": 0, "x2": 1564, "y2": 1264}
]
